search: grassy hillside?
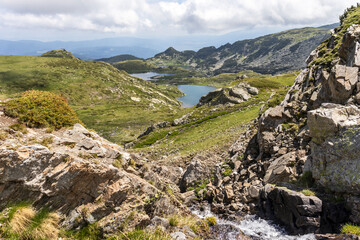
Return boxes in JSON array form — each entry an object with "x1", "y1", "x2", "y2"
[
  {"x1": 96, "y1": 54, "x2": 143, "y2": 63},
  {"x1": 155, "y1": 70, "x2": 269, "y2": 88},
  {"x1": 0, "y1": 54, "x2": 183, "y2": 143},
  {"x1": 132, "y1": 72, "x2": 297, "y2": 160},
  {"x1": 0, "y1": 51, "x2": 298, "y2": 162},
  {"x1": 112, "y1": 59, "x2": 198, "y2": 76}
]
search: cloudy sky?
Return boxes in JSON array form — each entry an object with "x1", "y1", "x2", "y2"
[{"x1": 0, "y1": 0, "x2": 358, "y2": 41}]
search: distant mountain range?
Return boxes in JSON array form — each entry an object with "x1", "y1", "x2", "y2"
[
  {"x1": 149, "y1": 27, "x2": 331, "y2": 75},
  {"x1": 0, "y1": 23, "x2": 338, "y2": 60}
]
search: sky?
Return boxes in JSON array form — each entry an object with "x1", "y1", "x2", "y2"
[{"x1": 0, "y1": 0, "x2": 359, "y2": 41}]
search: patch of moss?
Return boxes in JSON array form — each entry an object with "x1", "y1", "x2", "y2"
[
  {"x1": 295, "y1": 171, "x2": 315, "y2": 188},
  {"x1": 206, "y1": 216, "x2": 217, "y2": 226},
  {"x1": 341, "y1": 223, "x2": 360, "y2": 236},
  {"x1": 301, "y1": 189, "x2": 316, "y2": 196}
]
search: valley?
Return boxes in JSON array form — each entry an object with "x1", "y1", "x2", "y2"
[{"x1": 1, "y1": 4, "x2": 360, "y2": 240}]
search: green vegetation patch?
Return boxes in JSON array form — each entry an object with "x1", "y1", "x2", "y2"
[
  {"x1": 309, "y1": 4, "x2": 360, "y2": 68},
  {"x1": 5, "y1": 90, "x2": 81, "y2": 129},
  {"x1": 341, "y1": 223, "x2": 360, "y2": 236},
  {"x1": 0, "y1": 55, "x2": 182, "y2": 144}
]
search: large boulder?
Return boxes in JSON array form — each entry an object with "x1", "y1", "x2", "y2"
[
  {"x1": 308, "y1": 104, "x2": 360, "y2": 195},
  {"x1": 260, "y1": 185, "x2": 322, "y2": 235},
  {"x1": 179, "y1": 160, "x2": 208, "y2": 192},
  {"x1": 263, "y1": 152, "x2": 297, "y2": 184},
  {"x1": 197, "y1": 83, "x2": 258, "y2": 107}
]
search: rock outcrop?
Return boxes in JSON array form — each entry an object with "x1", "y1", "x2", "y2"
[
  {"x1": 197, "y1": 83, "x2": 258, "y2": 107},
  {"x1": 0, "y1": 118, "x2": 192, "y2": 236},
  {"x1": 41, "y1": 49, "x2": 78, "y2": 59},
  {"x1": 308, "y1": 104, "x2": 360, "y2": 194},
  {"x1": 260, "y1": 185, "x2": 322, "y2": 235},
  {"x1": 205, "y1": 6, "x2": 360, "y2": 235},
  {"x1": 259, "y1": 184, "x2": 350, "y2": 235}
]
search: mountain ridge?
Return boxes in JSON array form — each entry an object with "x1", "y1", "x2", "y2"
[{"x1": 149, "y1": 27, "x2": 330, "y2": 75}]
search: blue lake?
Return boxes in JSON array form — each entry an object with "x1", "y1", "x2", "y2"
[
  {"x1": 131, "y1": 72, "x2": 172, "y2": 81},
  {"x1": 177, "y1": 85, "x2": 216, "y2": 108},
  {"x1": 131, "y1": 72, "x2": 215, "y2": 108}
]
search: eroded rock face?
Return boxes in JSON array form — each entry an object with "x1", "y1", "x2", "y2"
[
  {"x1": 179, "y1": 160, "x2": 208, "y2": 192},
  {"x1": 308, "y1": 105, "x2": 360, "y2": 195},
  {"x1": 209, "y1": 22, "x2": 360, "y2": 232},
  {"x1": 260, "y1": 185, "x2": 322, "y2": 235},
  {"x1": 197, "y1": 83, "x2": 258, "y2": 107},
  {"x1": 0, "y1": 123, "x2": 184, "y2": 234}
]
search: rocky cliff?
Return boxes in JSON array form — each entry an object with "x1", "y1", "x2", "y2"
[{"x1": 201, "y1": 4, "x2": 360, "y2": 236}]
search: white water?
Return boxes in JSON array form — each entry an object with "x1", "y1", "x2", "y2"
[{"x1": 192, "y1": 206, "x2": 316, "y2": 240}]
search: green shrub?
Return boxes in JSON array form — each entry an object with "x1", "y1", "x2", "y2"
[
  {"x1": 40, "y1": 136, "x2": 54, "y2": 148},
  {"x1": 5, "y1": 90, "x2": 81, "y2": 129}
]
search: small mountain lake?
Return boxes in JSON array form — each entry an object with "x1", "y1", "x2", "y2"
[
  {"x1": 130, "y1": 72, "x2": 172, "y2": 81},
  {"x1": 131, "y1": 72, "x2": 215, "y2": 108},
  {"x1": 177, "y1": 85, "x2": 215, "y2": 108}
]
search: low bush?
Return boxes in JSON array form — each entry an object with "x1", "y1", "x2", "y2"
[{"x1": 5, "y1": 90, "x2": 81, "y2": 129}]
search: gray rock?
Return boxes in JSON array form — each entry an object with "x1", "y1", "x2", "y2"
[
  {"x1": 260, "y1": 186, "x2": 322, "y2": 234},
  {"x1": 179, "y1": 160, "x2": 207, "y2": 192},
  {"x1": 197, "y1": 83, "x2": 258, "y2": 107},
  {"x1": 263, "y1": 152, "x2": 296, "y2": 184},
  {"x1": 147, "y1": 216, "x2": 170, "y2": 230},
  {"x1": 170, "y1": 232, "x2": 187, "y2": 240}
]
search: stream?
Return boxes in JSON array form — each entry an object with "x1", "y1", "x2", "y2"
[{"x1": 192, "y1": 205, "x2": 316, "y2": 240}]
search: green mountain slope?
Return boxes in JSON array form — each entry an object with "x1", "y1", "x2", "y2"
[
  {"x1": 96, "y1": 54, "x2": 143, "y2": 63},
  {"x1": 0, "y1": 53, "x2": 182, "y2": 143},
  {"x1": 149, "y1": 27, "x2": 330, "y2": 75}
]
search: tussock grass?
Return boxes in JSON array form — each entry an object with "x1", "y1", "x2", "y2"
[
  {"x1": 166, "y1": 214, "x2": 209, "y2": 234},
  {"x1": 1, "y1": 204, "x2": 60, "y2": 240},
  {"x1": 113, "y1": 228, "x2": 172, "y2": 240},
  {"x1": 31, "y1": 212, "x2": 60, "y2": 240},
  {"x1": 10, "y1": 207, "x2": 36, "y2": 236}
]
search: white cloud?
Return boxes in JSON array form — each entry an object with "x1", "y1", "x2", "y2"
[{"x1": 0, "y1": 0, "x2": 358, "y2": 37}]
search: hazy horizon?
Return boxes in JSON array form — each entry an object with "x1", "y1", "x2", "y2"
[{"x1": 0, "y1": 0, "x2": 357, "y2": 42}]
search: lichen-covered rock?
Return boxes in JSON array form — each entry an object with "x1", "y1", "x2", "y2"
[
  {"x1": 0, "y1": 120, "x2": 186, "y2": 234},
  {"x1": 179, "y1": 160, "x2": 208, "y2": 192},
  {"x1": 263, "y1": 152, "x2": 297, "y2": 183},
  {"x1": 308, "y1": 104, "x2": 360, "y2": 143},
  {"x1": 309, "y1": 105, "x2": 360, "y2": 195}
]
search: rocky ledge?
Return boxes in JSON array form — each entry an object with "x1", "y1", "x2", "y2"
[
  {"x1": 197, "y1": 82, "x2": 258, "y2": 107},
  {"x1": 0, "y1": 116, "x2": 208, "y2": 237}
]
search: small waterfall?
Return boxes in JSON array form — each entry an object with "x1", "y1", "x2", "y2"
[{"x1": 192, "y1": 206, "x2": 316, "y2": 240}]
